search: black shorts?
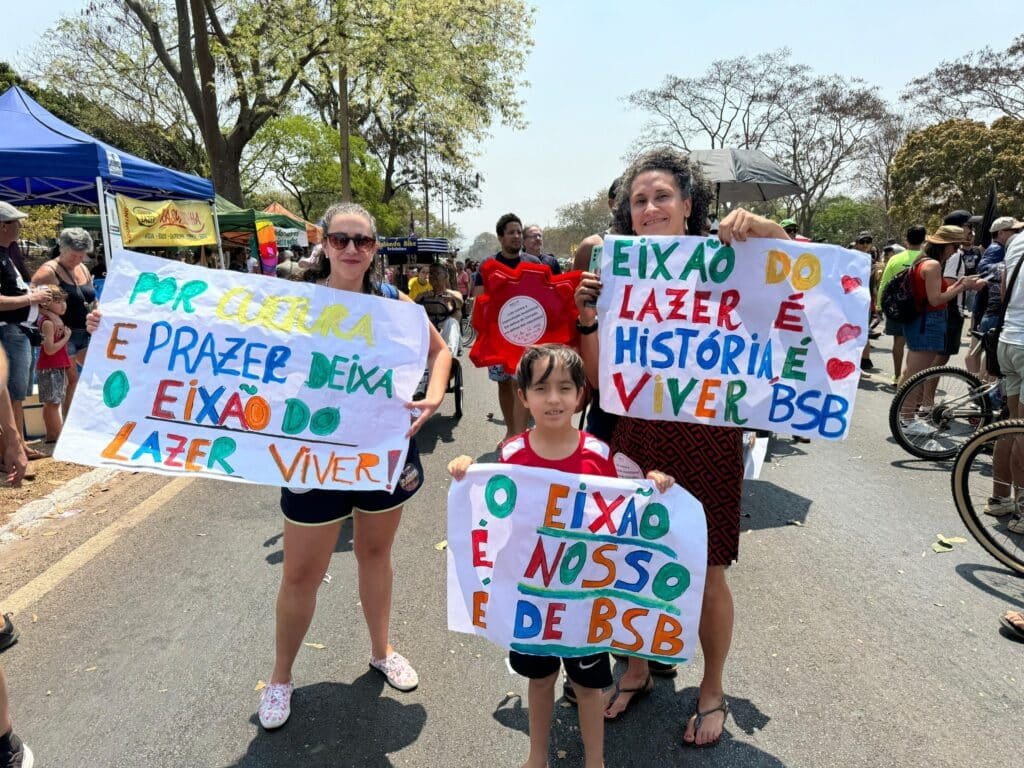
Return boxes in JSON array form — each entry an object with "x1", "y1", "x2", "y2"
[
  {"x1": 943, "y1": 305, "x2": 965, "y2": 356},
  {"x1": 509, "y1": 650, "x2": 612, "y2": 689},
  {"x1": 280, "y1": 441, "x2": 423, "y2": 526}
]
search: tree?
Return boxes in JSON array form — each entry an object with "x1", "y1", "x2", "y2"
[
  {"x1": 33, "y1": 0, "x2": 332, "y2": 204},
  {"x1": 540, "y1": 189, "x2": 611, "y2": 258},
  {"x1": 626, "y1": 50, "x2": 808, "y2": 152},
  {"x1": 299, "y1": 0, "x2": 533, "y2": 213},
  {"x1": 625, "y1": 52, "x2": 891, "y2": 232},
  {"x1": 464, "y1": 231, "x2": 499, "y2": 263},
  {"x1": 889, "y1": 117, "x2": 1024, "y2": 229},
  {"x1": 902, "y1": 34, "x2": 1024, "y2": 120},
  {"x1": 773, "y1": 76, "x2": 889, "y2": 233},
  {"x1": 2, "y1": 61, "x2": 204, "y2": 178},
  {"x1": 810, "y1": 196, "x2": 890, "y2": 246},
  {"x1": 856, "y1": 112, "x2": 913, "y2": 222}
]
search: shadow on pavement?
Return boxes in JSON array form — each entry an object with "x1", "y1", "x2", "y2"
[
  {"x1": 741, "y1": 480, "x2": 812, "y2": 530},
  {"x1": 889, "y1": 458, "x2": 952, "y2": 472},
  {"x1": 224, "y1": 672, "x2": 426, "y2": 768},
  {"x1": 493, "y1": 684, "x2": 782, "y2": 766},
  {"x1": 955, "y1": 562, "x2": 1024, "y2": 608},
  {"x1": 415, "y1": 414, "x2": 460, "y2": 455},
  {"x1": 263, "y1": 518, "x2": 354, "y2": 566}
]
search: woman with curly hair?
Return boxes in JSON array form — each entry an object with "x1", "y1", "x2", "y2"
[{"x1": 574, "y1": 147, "x2": 788, "y2": 747}]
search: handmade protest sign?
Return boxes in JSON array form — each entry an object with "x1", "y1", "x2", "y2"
[
  {"x1": 55, "y1": 250, "x2": 428, "y2": 489},
  {"x1": 447, "y1": 465, "x2": 707, "y2": 662},
  {"x1": 469, "y1": 261, "x2": 581, "y2": 373},
  {"x1": 596, "y1": 235, "x2": 870, "y2": 439}
]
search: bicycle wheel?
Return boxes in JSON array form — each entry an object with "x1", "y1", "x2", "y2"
[
  {"x1": 888, "y1": 366, "x2": 996, "y2": 460},
  {"x1": 460, "y1": 316, "x2": 477, "y2": 347},
  {"x1": 951, "y1": 418, "x2": 1024, "y2": 576}
]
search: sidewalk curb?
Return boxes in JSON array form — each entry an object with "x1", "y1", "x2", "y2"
[{"x1": 0, "y1": 467, "x2": 121, "y2": 544}]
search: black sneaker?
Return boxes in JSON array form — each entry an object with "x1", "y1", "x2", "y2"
[
  {"x1": 0, "y1": 730, "x2": 34, "y2": 768},
  {"x1": 0, "y1": 614, "x2": 17, "y2": 654},
  {"x1": 860, "y1": 357, "x2": 876, "y2": 372}
]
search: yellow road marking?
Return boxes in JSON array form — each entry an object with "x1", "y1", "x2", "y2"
[{"x1": 4, "y1": 477, "x2": 193, "y2": 616}]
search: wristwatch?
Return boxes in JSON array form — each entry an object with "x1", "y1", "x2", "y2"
[{"x1": 576, "y1": 318, "x2": 598, "y2": 335}]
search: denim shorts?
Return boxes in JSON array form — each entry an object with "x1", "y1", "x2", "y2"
[
  {"x1": 67, "y1": 328, "x2": 91, "y2": 357},
  {"x1": 488, "y1": 364, "x2": 513, "y2": 383},
  {"x1": 884, "y1": 317, "x2": 904, "y2": 336},
  {"x1": 903, "y1": 309, "x2": 946, "y2": 353},
  {"x1": 0, "y1": 323, "x2": 33, "y2": 401},
  {"x1": 36, "y1": 367, "x2": 68, "y2": 404}
]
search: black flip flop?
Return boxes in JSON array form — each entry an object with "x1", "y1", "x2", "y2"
[
  {"x1": 683, "y1": 698, "x2": 730, "y2": 748},
  {"x1": 604, "y1": 674, "x2": 652, "y2": 721}
]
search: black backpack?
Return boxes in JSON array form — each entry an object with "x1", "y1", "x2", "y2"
[{"x1": 881, "y1": 258, "x2": 923, "y2": 323}]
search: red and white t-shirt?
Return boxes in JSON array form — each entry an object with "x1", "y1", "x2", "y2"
[{"x1": 499, "y1": 430, "x2": 618, "y2": 478}]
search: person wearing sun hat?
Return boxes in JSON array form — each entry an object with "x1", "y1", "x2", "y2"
[{"x1": 897, "y1": 226, "x2": 985, "y2": 425}]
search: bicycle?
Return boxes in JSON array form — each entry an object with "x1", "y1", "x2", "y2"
[
  {"x1": 951, "y1": 418, "x2": 1024, "y2": 575},
  {"x1": 888, "y1": 365, "x2": 1001, "y2": 460}
]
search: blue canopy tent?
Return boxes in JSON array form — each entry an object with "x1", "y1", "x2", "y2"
[{"x1": 0, "y1": 85, "x2": 221, "y2": 264}]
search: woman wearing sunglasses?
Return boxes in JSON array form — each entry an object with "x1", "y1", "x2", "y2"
[{"x1": 258, "y1": 202, "x2": 452, "y2": 730}]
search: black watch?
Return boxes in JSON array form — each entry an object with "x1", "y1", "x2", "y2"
[{"x1": 576, "y1": 318, "x2": 598, "y2": 335}]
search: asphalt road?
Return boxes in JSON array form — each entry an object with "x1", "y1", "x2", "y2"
[{"x1": 1, "y1": 338, "x2": 1021, "y2": 768}]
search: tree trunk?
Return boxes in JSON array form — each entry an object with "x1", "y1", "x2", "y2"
[
  {"x1": 338, "y1": 63, "x2": 352, "y2": 202},
  {"x1": 211, "y1": 134, "x2": 245, "y2": 205}
]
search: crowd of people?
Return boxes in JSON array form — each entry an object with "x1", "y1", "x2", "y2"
[{"x1": 4, "y1": 142, "x2": 1024, "y2": 766}]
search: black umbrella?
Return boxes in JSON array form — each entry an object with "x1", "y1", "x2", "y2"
[{"x1": 689, "y1": 148, "x2": 802, "y2": 203}]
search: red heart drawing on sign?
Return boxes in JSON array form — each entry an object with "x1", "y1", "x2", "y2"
[
  {"x1": 836, "y1": 324, "x2": 862, "y2": 345},
  {"x1": 841, "y1": 276, "x2": 862, "y2": 293},
  {"x1": 826, "y1": 358, "x2": 857, "y2": 380}
]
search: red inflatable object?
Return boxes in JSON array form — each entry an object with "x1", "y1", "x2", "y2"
[{"x1": 470, "y1": 260, "x2": 582, "y2": 374}]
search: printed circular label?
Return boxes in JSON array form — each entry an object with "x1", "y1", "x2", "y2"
[
  {"x1": 613, "y1": 452, "x2": 644, "y2": 479},
  {"x1": 498, "y1": 296, "x2": 547, "y2": 346}
]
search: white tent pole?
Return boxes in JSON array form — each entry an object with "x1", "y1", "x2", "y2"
[
  {"x1": 211, "y1": 200, "x2": 225, "y2": 269},
  {"x1": 96, "y1": 177, "x2": 113, "y2": 267}
]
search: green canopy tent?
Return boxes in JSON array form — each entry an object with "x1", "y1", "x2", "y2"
[
  {"x1": 62, "y1": 194, "x2": 304, "y2": 235},
  {"x1": 62, "y1": 195, "x2": 306, "y2": 264}
]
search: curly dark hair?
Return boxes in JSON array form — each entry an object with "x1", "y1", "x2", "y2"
[
  {"x1": 302, "y1": 202, "x2": 385, "y2": 295},
  {"x1": 612, "y1": 147, "x2": 713, "y2": 237}
]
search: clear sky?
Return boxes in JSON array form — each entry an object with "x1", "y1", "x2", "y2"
[{"x1": 4, "y1": 1, "x2": 1021, "y2": 244}]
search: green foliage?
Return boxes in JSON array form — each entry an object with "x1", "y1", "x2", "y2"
[
  {"x1": 810, "y1": 196, "x2": 890, "y2": 246},
  {"x1": 302, "y1": 0, "x2": 534, "y2": 212},
  {"x1": 244, "y1": 113, "x2": 420, "y2": 236},
  {"x1": 889, "y1": 118, "x2": 1024, "y2": 228},
  {"x1": 541, "y1": 190, "x2": 611, "y2": 258}
]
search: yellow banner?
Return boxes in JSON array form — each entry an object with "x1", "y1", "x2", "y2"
[{"x1": 116, "y1": 194, "x2": 216, "y2": 247}]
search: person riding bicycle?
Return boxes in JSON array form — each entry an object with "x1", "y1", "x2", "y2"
[{"x1": 416, "y1": 262, "x2": 463, "y2": 358}]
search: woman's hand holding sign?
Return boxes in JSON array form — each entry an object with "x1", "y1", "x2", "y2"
[{"x1": 717, "y1": 208, "x2": 790, "y2": 245}]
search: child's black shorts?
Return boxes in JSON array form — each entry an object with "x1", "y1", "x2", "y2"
[{"x1": 509, "y1": 650, "x2": 612, "y2": 689}]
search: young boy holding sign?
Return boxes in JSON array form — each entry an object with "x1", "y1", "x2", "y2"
[{"x1": 449, "y1": 344, "x2": 673, "y2": 768}]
